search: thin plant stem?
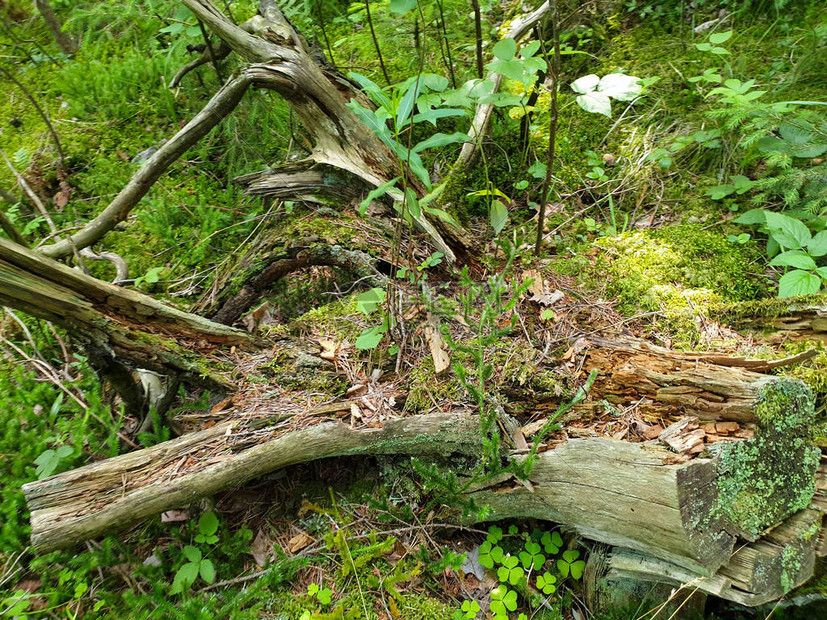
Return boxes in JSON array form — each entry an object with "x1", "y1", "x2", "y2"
[
  {"x1": 364, "y1": 0, "x2": 391, "y2": 85},
  {"x1": 197, "y1": 20, "x2": 224, "y2": 82},
  {"x1": 435, "y1": 0, "x2": 456, "y2": 87},
  {"x1": 314, "y1": 0, "x2": 337, "y2": 68},
  {"x1": 471, "y1": 0, "x2": 484, "y2": 78},
  {"x1": 535, "y1": 2, "x2": 560, "y2": 256}
]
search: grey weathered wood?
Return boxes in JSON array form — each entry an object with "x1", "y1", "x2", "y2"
[
  {"x1": 23, "y1": 412, "x2": 482, "y2": 553},
  {"x1": 588, "y1": 508, "x2": 822, "y2": 607},
  {"x1": 0, "y1": 237, "x2": 250, "y2": 381},
  {"x1": 469, "y1": 439, "x2": 736, "y2": 574}
]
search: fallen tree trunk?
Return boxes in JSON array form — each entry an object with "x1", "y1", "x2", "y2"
[
  {"x1": 0, "y1": 237, "x2": 251, "y2": 384},
  {"x1": 21, "y1": 335, "x2": 821, "y2": 608},
  {"x1": 23, "y1": 411, "x2": 482, "y2": 553},
  {"x1": 585, "y1": 507, "x2": 822, "y2": 607}
]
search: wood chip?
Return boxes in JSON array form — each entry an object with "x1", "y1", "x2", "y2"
[
  {"x1": 318, "y1": 339, "x2": 339, "y2": 361},
  {"x1": 659, "y1": 417, "x2": 706, "y2": 455},
  {"x1": 424, "y1": 312, "x2": 451, "y2": 374}
]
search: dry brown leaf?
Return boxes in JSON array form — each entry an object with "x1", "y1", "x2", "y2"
[
  {"x1": 287, "y1": 531, "x2": 315, "y2": 554},
  {"x1": 346, "y1": 384, "x2": 368, "y2": 398},
  {"x1": 249, "y1": 528, "x2": 271, "y2": 567}
]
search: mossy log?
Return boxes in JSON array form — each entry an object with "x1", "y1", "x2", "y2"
[
  {"x1": 585, "y1": 508, "x2": 822, "y2": 607},
  {"x1": 711, "y1": 297, "x2": 827, "y2": 341},
  {"x1": 0, "y1": 237, "x2": 251, "y2": 383}
]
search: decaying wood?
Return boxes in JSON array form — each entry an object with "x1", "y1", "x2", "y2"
[
  {"x1": 23, "y1": 411, "x2": 482, "y2": 553},
  {"x1": 0, "y1": 237, "x2": 251, "y2": 382},
  {"x1": 212, "y1": 241, "x2": 384, "y2": 326},
  {"x1": 712, "y1": 299, "x2": 827, "y2": 341},
  {"x1": 468, "y1": 438, "x2": 738, "y2": 575},
  {"x1": 586, "y1": 508, "x2": 822, "y2": 607}
]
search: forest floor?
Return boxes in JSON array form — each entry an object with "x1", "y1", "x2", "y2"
[{"x1": 1, "y1": 0, "x2": 826, "y2": 618}]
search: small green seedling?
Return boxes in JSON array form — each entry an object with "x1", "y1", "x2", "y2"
[
  {"x1": 490, "y1": 585, "x2": 518, "y2": 618},
  {"x1": 519, "y1": 541, "x2": 545, "y2": 571},
  {"x1": 171, "y1": 546, "x2": 215, "y2": 593},
  {"x1": 34, "y1": 445, "x2": 73, "y2": 479},
  {"x1": 307, "y1": 583, "x2": 333, "y2": 605},
  {"x1": 541, "y1": 531, "x2": 563, "y2": 555},
  {"x1": 453, "y1": 599, "x2": 481, "y2": 620},
  {"x1": 497, "y1": 555, "x2": 524, "y2": 585},
  {"x1": 557, "y1": 549, "x2": 585, "y2": 580},
  {"x1": 195, "y1": 511, "x2": 219, "y2": 544},
  {"x1": 478, "y1": 540, "x2": 504, "y2": 569},
  {"x1": 536, "y1": 571, "x2": 557, "y2": 595},
  {"x1": 487, "y1": 525, "x2": 504, "y2": 544}
]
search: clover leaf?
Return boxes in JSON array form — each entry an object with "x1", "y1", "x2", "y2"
[
  {"x1": 496, "y1": 555, "x2": 524, "y2": 585},
  {"x1": 490, "y1": 585, "x2": 518, "y2": 617},
  {"x1": 460, "y1": 599, "x2": 480, "y2": 619},
  {"x1": 478, "y1": 540, "x2": 504, "y2": 569},
  {"x1": 536, "y1": 571, "x2": 557, "y2": 595},
  {"x1": 519, "y1": 541, "x2": 545, "y2": 571},
  {"x1": 557, "y1": 549, "x2": 586, "y2": 580},
  {"x1": 486, "y1": 525, "x2": 503, "y2": 544},
  {"x1": 541, "y1": 531, "x2": 563, "y2": 555}
]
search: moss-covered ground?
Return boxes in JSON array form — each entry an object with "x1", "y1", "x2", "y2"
[{"x1": 2, "y1": 0, "x2": 827, "y2": 617}]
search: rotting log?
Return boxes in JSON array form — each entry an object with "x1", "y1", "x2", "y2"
[
  {"x1": 23, "y1": 411, "x2": 482, "y2": 553},
  {"x1": 0, "y1": 237, "x2": 251, "y2": 384},
  {"x1": 711, "y1": 297, "x2": 827, "y2": 341},
  {"x1": 585, "y1": 508, "x2": 822, "y2": 607}
]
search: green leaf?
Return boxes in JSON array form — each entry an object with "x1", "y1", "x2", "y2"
[
  {"x1": 734, "y1": 209, "x2": 767, "y2": 225},
  {"x1": 56, "y1": 445, "x2": 73, "y2": 458},
  {"x1": 765, "y1": 211, "x2": 812, "y2": 250},
  {"x1": 199, "y1": 559, "x2": 216, "y2": 583},
  {"x1": 514, "y1": 180, "x2": 529, "y2": 190},
  {"x1": 389, "y1": 0, "x2": 416, "y2": 13},
  {"x1": 405, "y1": 187, "x2": 421, "y2": 220},
  {"x1": 489, "y1": 200, "x2": 508, "y2": 235},
  {"x1": 769, "y1": 250, "x2": 817, "y2": 270},
  {"x1": 424, "y1": 206, "x2": 460, "y2": 229},
  {"x1": 570, "y1": 74, "x2": 599, "y2": 95},
  {"x1": 199, "y1": 511, "x2": 219, "y2": 537},
  {"x1": 183, "y1": 546, "x2": 201, "y2": 563},
  {"x1": 174, "y1": 562, "x2": 199, "y2": 591},
  {"x1": 355, "y1": 325, "x2": 385, "y2": 350},
  {"x1": 778, "y1": 270, "x2": 822, "y2": 298},
  {"x1": 528, "y1": 161, "x2": 547, "y2": 179},
  {"x1": 492, "y1": 38, "x2": 517, "y2": 60},
  {"x1": 359, "y1": 178, "x2": 401, "y2": 216},
  {"x1": 569, "y1": 560, "x2": 586, "y2": 580},
  {"x1": 597, "y1": 73, "x2": 641, "y2": 101},
  {"x1": 413, "y1": 132, "x2": 471, "y2": 153},
  {"x1": 411, "y1": 108, "x2": 467, "y2": 126},
  {"x1": 575, "y1": 91, "x2": 612, "y2": 117},
  {"x1": 707, "y1": 184, "x2": 735, "y2": 200},
  {"x1": 348, "y1": 73, "x2": 391, "y2": 112},
  {"x1": 709, "y1": 30, "x2": 733, "y2": 44},
  {"x1": 356, "y1": 287, "x2": 386, "y2": 315},
  {"x1": 808, "y1": 231, "x2": 827, "y2": 257},
  {"x1": 397, "y1": 79, "x2": 421, "y2": 128}
]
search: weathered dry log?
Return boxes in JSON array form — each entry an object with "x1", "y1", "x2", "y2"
[
  {"x1": 586, "y1": 508, "x2": 822, "y2": 607},
  {"x1": 711, "y1": 298, "x2": 827, "y2": 341},
  {"x1": 0, "y1": 237, "x2": 251, "y2": 383},
  {"x1": 23, "y1": 411, "x2": 482, "y2": 553}
]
